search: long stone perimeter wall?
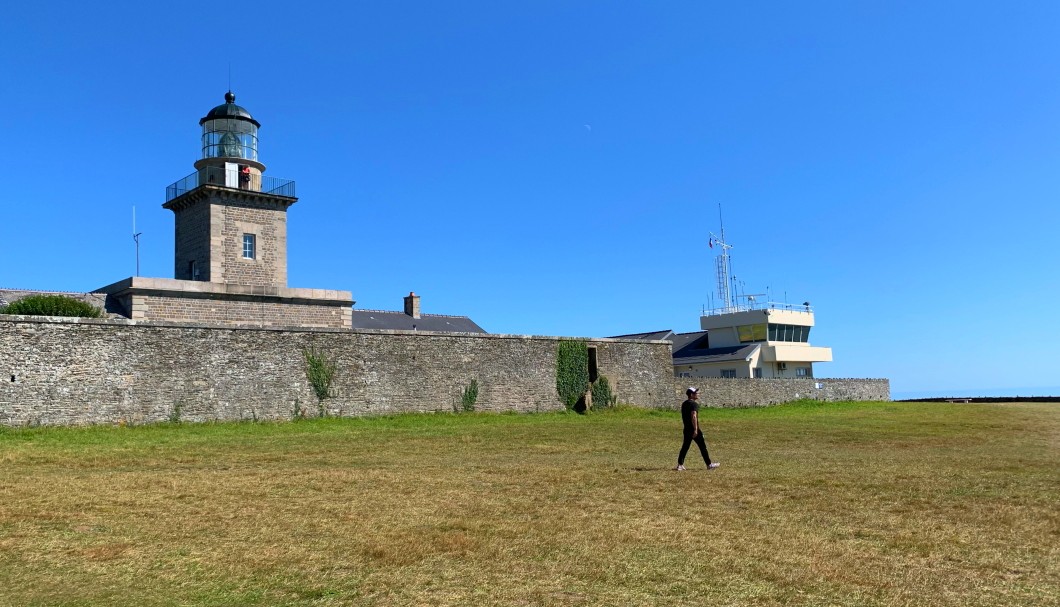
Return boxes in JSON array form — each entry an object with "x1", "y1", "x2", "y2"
[
  {"x1": 0, "y1": 316, "x2": 675, "y2": 427},
  {"x1": 673, "y1": 377, "x2": 891, "y2": 409}
]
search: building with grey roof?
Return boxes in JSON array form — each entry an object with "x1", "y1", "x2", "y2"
[
  {"x1": 614, "y1": 316, "x2": 829, "y2": 380},
  {"x1": 350, "y1": 292, "x2": 486, "y2": 333}
]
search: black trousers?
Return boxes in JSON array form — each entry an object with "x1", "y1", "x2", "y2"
[{"x1": 678, "y1": 430, "x2": 712, "y2": 466}]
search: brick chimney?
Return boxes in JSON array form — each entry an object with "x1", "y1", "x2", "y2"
[{"x1": 403, "y1": 291, "x2": 421, "y2": 319}]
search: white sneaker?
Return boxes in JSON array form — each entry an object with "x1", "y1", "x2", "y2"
[
  {"x1": 707, "y1": 463, "x2": 720, "y2": 470},
  {"x1": 674, "y1": 465, "x2": 686, "y2": 471}
]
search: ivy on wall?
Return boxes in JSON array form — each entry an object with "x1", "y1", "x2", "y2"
[
  {"x1": 592, "y1": 375, "x2": 615, "y2": 409},
  {"x1": 302, "y1": 347, "x2": 337, "y2": 415},
  {"x1": 461, "y1": 379, "x2": 479, "y2": 412},
  {"x1": 556, "y1": 340, "x2": 590, "y2": 410}
]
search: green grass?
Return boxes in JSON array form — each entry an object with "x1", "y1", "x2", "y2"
[{"x1": 0, "y1": 401, "x2": 1056, "y2": 606}]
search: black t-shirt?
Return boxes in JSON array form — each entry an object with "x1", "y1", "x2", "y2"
[{"x1": 681, "y1": 398, "x2": 699, "y2": 432}]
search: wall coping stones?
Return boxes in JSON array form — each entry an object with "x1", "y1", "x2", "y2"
[
  {"x1": 674, "y1": 376, "x2": 891, "y2": 408},
  {"x1": 93, "y1": 276, "x2": 353, "y2": 306},
  {"x1": 0, "y1": 314, "x2": 674, "y2": 345}
]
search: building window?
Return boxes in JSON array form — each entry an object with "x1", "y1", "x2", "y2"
[
  {"x1": 768, "y1": 324, "x2": 811, "y2": 343},
  {"x1": 242, "y1": 234, "x2": 256, "y2": 259},
  {"x1": 796, "y1": 367, "x2": 810, "y2": 377},
  {"x1": 737, "y1": 323, "x2": 767, "y2": 343},
  {"x1": 753, "y1": 368, "x2": 763, "y2": 379},
  {"x1": 721, "y1": 369, "x2": 737, "y2": 378}
]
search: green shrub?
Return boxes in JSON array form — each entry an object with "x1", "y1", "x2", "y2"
[
  {"x1": 556, "y1": 340, "x2": 589, "y2": 410},
  {"x1": 591, "y1": 375, "x2": 615, "y2": 409},
  {"x1": 168, "y1": 401, "x2": 183, "y2": 424},
  {"x1": 302, "y1": 348, "x2": 337, "y2": 414},
  {"x1": 461, "y1": 379, "x2": 479, "y2": 412},
  {"x1": 0, "y1": 294, "x2": 102, "y2": 318}
]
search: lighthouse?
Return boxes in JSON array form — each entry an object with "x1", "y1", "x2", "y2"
[
  {"x1": 163, "y1": 91, "x2": 297, "y2": 287},
  {"x1": 96, "y1": 92, "x2": 352, "y2": 328}
]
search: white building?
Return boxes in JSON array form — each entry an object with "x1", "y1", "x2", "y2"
[
  {"x1": 614, "y1": 220, "x2": 832, "y2": 379},
  {"x1": 671, "y1": 303, "x2": 833, "y2": 379}
]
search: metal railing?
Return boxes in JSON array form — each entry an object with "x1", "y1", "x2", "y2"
[
  {"x1": 165, "y1": 166, "x2": 296, "y2": 202},
  {"x1": 702, "y1": 300, "x2": 814, "y2": 317}
]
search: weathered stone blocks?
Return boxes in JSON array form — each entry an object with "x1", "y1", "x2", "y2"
[
  {"x1": 0, "y1": 316, "x2": 674, "y2": 427},
  {"x1": 673, "y1": 377, "x2": 890, "y2": 408}
]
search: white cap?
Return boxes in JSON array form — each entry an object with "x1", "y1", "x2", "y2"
[{"x1": 686, "y1": 386, "x2": 698, "y2": 395}]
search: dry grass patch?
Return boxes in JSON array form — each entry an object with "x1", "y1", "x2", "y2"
[{"x1": 0, "y1": 401, "x2": 1057, "y2": 606}]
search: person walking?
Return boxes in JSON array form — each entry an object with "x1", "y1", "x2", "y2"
[{"x1": 675, "y1": 387, "x2": 719, "y2": 471}]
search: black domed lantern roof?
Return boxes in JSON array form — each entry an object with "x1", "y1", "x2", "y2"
[
  {"x1": 199, "y1": 91, "x2": 261, "y2": 127},
  {"x1": 199, "y1": 91, "x2": 260, "y2": 161}
]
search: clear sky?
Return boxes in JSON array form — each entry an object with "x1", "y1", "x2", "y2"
[{"x1": 2, "y1": 2, "x2": 1057, "y2": 398}]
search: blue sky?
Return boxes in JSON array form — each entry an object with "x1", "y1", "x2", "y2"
[{"x1": 2, "y1": 2, "x2": 1057, "y2": 398}]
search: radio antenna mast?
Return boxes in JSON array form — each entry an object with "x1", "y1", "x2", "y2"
[
  {"x1": 133, "y1": 206, "x2": 143, "y2": 277},
  {"x1": 708, "y1": 204, "x2": 735, "y2": 312}
]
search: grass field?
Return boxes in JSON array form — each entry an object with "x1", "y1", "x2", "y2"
[{"x1": 0, "y1": 401, "x2": 1056, "y2": 606}]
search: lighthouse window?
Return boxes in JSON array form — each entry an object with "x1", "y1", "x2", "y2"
[
  {"x1": 242, "y1": 234, "x2": 256, "y2": 259},
  {"x1": 201, "y1": 120, "x2": 259, "y2": 161}
]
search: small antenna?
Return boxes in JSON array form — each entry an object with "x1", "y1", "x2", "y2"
[
  {"x1": 133, "y1": 206, "x2": 143, "y2": 277},
  {"x1": 718, "y1": 204, "x2": 725, "y2": 241},
  {"x1": 708, "y1": 203, "x2": 736, "y2": 312}
]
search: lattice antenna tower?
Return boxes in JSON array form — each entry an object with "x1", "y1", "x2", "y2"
[{"x1": 708, "y1": 205, "x2": 735, "y2": 312}]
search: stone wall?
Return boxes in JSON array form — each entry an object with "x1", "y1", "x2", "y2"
[
  {"x1": 172, "y1": 193, "x2": 211, "y2": 281},
  {"x1": 132, "y1": 294, "x2": 350, "y2": 328},
  {"x1": 216, "y1": 198, "x2": 288, "y2": 287},
  {"x1": 94, "y1": 277, "x2": 354, "y2": 329},
  {"x1": 673, "y1": 377, "x2": 890, "y2": 409},
  {"x1": 0, "y1": 316, "x2": 674, "y2": 427},
  {"x1": 165, "y1": 186, "x2": 293, "y2": 287}
]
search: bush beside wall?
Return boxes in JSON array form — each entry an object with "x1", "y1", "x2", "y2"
[{"x1": 0, "y1": 294, "x2": 102, "y2": 318}]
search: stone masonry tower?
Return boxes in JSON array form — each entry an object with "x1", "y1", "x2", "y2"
[
  {"x1": 163, "y1": 92, "x2": 296, "y2": 287},
  {"x1": 95, "y1": 92, "x2": 352, "y2": 328}
]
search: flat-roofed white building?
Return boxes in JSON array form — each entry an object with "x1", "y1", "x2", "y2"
[
  {"x1": 613, "y1": 222, "x2": 833, "y2": 379},
  {"x1": 680, "y1": 303, "x2": 832, "y2": 379},
  {"x1": 614, "y1": 303, "x2": 833, "y2": 380}
]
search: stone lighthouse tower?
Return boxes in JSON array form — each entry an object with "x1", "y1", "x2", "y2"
[
  {"x1": 163, "y1": 91, "x2": 296, "y2": 287},
  {"x1": 96, "y1": 92, "x2": 353, "y2": 328}
]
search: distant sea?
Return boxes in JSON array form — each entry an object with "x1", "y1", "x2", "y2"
[{"x1": 892, "y1": 386, "x2": 1060, "y2": 401}]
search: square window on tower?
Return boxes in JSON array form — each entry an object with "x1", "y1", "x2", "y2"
[{"x1": 243, "y1": 234, "x2": 256, "y2": 259}]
